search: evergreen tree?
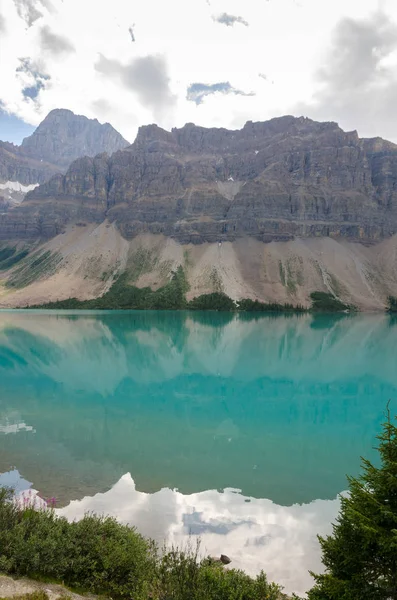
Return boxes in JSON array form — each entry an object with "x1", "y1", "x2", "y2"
[
  {"x1": 307, "y1": 405, "x2": 397, "y2": 600},
  {"x1": 387, "y1": 296, "x2": 397, "y2": 313}
]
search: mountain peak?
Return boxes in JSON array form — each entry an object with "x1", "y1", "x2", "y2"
[
  {"x1": 20, "y1": 108, "x2": 129, "y2": 169},
  {"x1": 44, "y1": 108, "x2": 75, "y2": 118}
]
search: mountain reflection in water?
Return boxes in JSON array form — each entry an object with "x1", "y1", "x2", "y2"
[{"x1": 0, "y1": 310, "x2": 394, "y2": 504}]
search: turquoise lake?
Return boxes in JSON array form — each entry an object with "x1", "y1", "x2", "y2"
[{"x1": 0, "y1": 310, "x2": 396, "y2": 595}]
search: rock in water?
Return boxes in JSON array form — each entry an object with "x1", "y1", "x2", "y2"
[{"x1": 220, "y1": 554, "x2": 232, "y2": 565}]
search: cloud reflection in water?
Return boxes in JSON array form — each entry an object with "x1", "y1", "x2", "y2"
[{"x1": 59, "y1": 473, "x2": 341, "y2": 597}]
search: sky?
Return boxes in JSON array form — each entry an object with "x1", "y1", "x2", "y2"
[
  {"x1": 0, "y1": 110, "x2": 35, "y2": 144},
  {"x1": 1, "y1": 0, "x2": 397, "y2": 144}
]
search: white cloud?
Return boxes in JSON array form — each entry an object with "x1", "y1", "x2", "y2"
[
  {"x1": 95, "y1": 53, "x2": 176, "y2": 122},
  {"x1": 39, "y1": 24, "x2": 75, "y2": 55},
  {"x1": 0, "y1": 0, "x2": 397, "y2": 142},
  {"x1": 294, "y1": 9, "x2": 397, "y2": 139},
  {"x1": 212, "y1": 12, "x2": 249, "y2": 27}
]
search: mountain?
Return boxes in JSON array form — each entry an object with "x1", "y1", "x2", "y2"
[
  {"x1": 1, "y1": 115, "x2": 397, "y2": 310},
  {"x1": 5, "y1": 115, "x2": 397, "y2": 243},
  {"x1": 20, "y1": 109, "x2": 129, "y2": 170},
  {"x1": 0, "y1": 109, "x2": 129, "y2": 209}
]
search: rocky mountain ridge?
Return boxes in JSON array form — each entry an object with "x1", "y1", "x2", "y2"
[
  {"x1": 0, "y1": 109, "x2": 129, "y2": 210},
  {"x1": 3, "y1": 115, "x2": 397, "y2": 244}
]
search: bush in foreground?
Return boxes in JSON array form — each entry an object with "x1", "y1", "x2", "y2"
[
  {"x1": 0, "y1": 491, "x2": 283, "y2": 600},
  {"x1": 156, "y1": 547, "x2": 282, "y2": 600},
  {"x1": 0, "y1": 496, "x2": 156, "y2": 598}
]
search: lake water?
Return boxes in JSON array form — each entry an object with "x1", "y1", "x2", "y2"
[{"x1": 0, "y1": 310, "x2": 396, "y2": 596}]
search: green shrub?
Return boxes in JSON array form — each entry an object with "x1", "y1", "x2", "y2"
[
  {"x1": 31, "y1": 267, "x2": 189, "y2": 311},
  {"x1": 238, "y1": 299, "x2": 306, "y2": 313},
  {"x1": 0, "y1": 247, "x2": 29, "y2": 270},
  {"x1": 188, "y1": 292, "x2": 236, "y2": 311},
  {"x1": 0, "y1": 488, "x2": 156, "y2": 599},
  {"x1": 196, "y1": 566, "x2": 281, "y2": 600},
  {"x1": 156, "y1": 545, "x2": 202, "y2": 600},
  {"x1": 153, "y1": 544, "x2": 282, "y2": 600},
  {"x1": 0, "y1": 250, "x2": 29, "y2": 270},
  {"x1": 0, "y1": 489, "x2": 283, "y2": 600},
  {"x1": 149, "y1": 266, "x2": 189, "y2": 309},
  {"x1": 0, "y1": 246, "x2": 16, "y2": 263},
  {"x1": 30, "y1": 269, "x2": 307, "y2": 315},
  {"x1": 387, "y1": 295, "x2": 397, "y2": 312},
  {"x1": 310, "y1": 292, "x2": 351, "y2": 312}
]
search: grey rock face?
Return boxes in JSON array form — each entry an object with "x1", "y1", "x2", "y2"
[
  {"x1": 3, "y1": 115, "x2": 397, "y2": 243},
  {"x1": 0, "y1": 141, "x2": 58, "y2": 186},
  {"x1": 0, "y1": 109, "x2": 129, "y2": 209},
  {"x1": 20, "y1": 109, "x2": 129, "y2": 169}
]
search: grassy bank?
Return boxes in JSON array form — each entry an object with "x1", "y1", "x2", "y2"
[
  {"x1": 0, "y1": 489, "x2": 283, "y2": 600},
  {"x1": 0, "y1": 593, "x2": 51, "y2": 600},
  {"x1": 27, "y1": 269, "x2": 353, "y2": 313}
]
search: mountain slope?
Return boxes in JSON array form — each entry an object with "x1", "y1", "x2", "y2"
[{"x1": 1, "y1": 222, "x2": 397, "y2": 311}]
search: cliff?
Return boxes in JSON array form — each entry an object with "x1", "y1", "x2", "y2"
[
  {"x1": 5, "y1": 115, "x2": 397, "y2": 244},
  {"x1": 0, "y1": 140, "x2": 58, "y2": 186}
]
